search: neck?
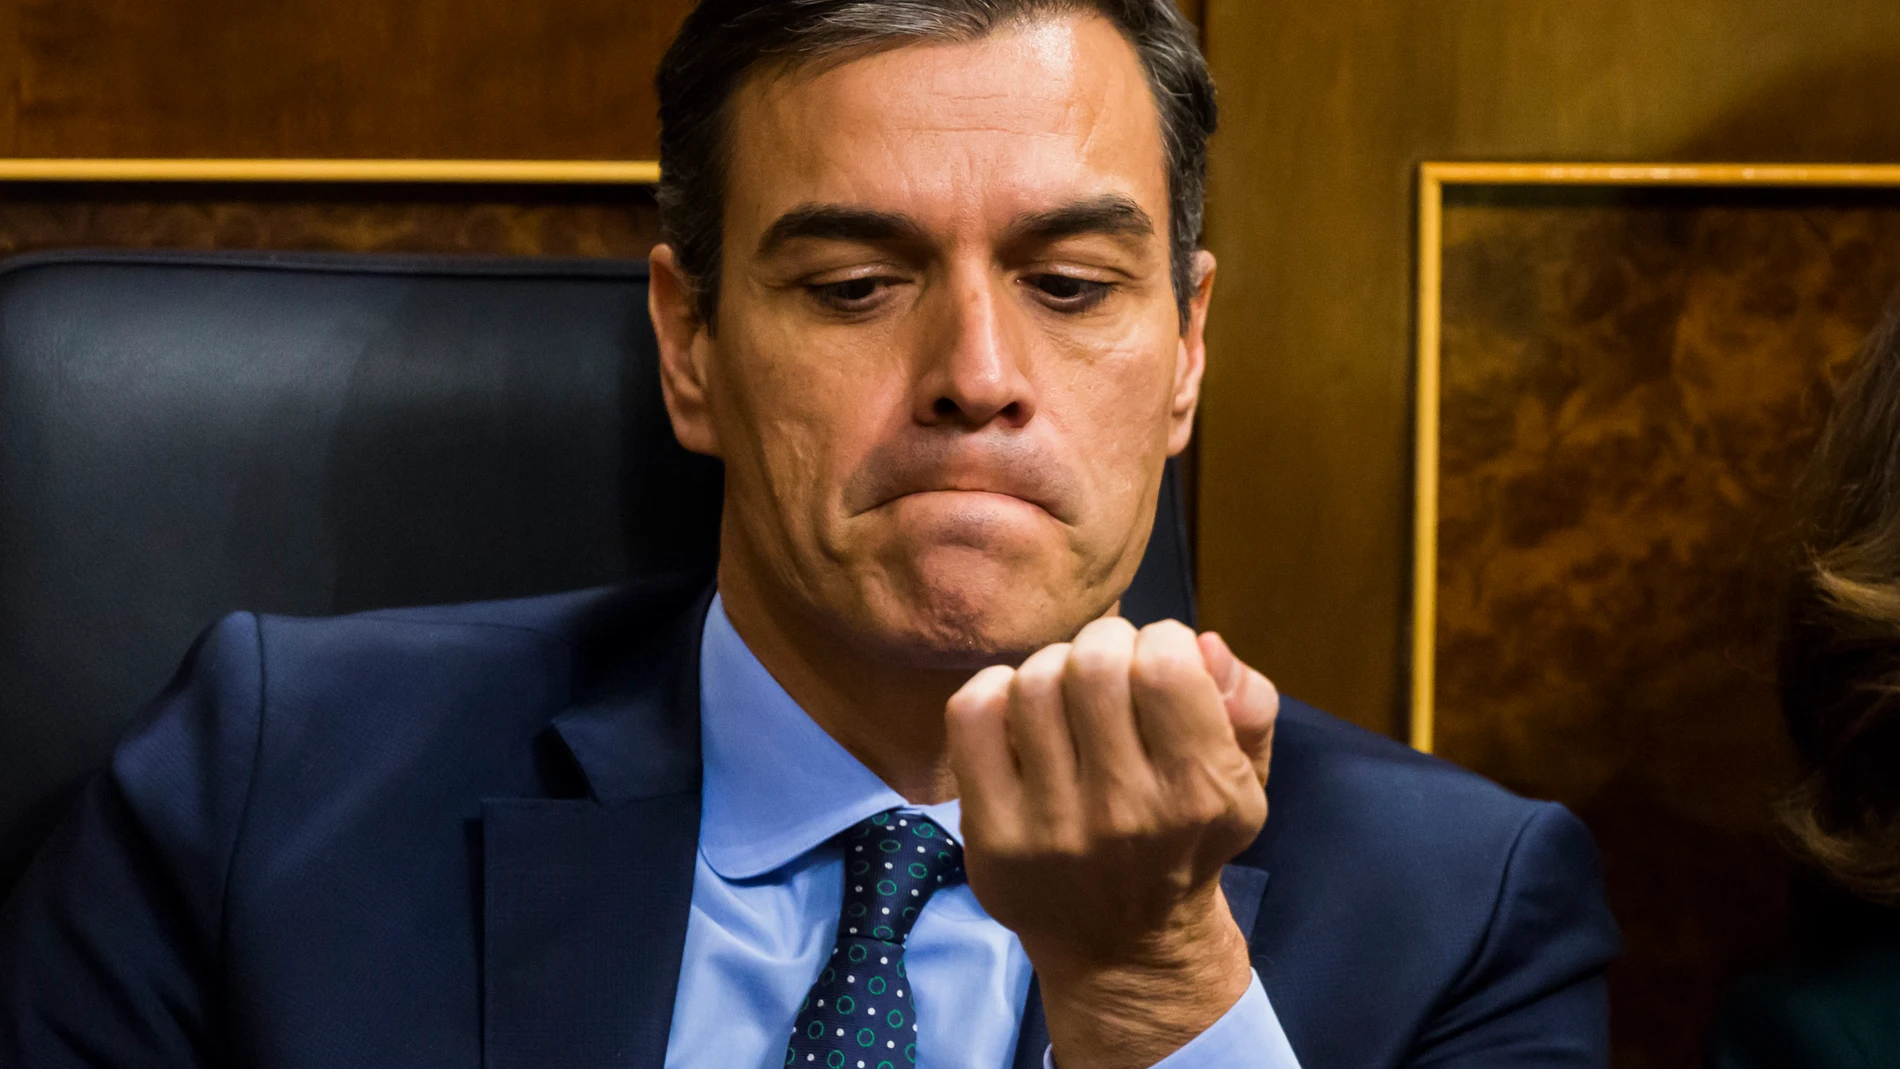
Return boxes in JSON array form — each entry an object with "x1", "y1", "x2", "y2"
[{"x1": 715, "y1": 559, "x2": 977, "y2": 805}]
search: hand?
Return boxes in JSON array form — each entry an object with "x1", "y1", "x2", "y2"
[{"x1": 946, "y1": 617, "x2": 1279, "y2": 1069}]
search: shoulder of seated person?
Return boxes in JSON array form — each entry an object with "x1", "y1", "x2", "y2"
[
  {"x1": 270, "y1": 576, "x2": 706, "y2": 649},
  {"x1": 1266, "y1": 696, "x2": 1560, "y2": 846},
  {"x1": 182, "y1": 577, "x2": 708, "y2": 791},
  {"x1": 1242, "y1": 696, "x2": 1602, "y2": 937}
]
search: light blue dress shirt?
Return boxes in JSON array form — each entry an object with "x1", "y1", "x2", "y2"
[{"x1": 663, "y1": 595, "x2": 1302, "y2": 1069}]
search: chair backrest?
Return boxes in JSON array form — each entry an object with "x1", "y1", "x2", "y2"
[{"x1": 0, "y1": 249, "x2": 1195, "y2": 891}]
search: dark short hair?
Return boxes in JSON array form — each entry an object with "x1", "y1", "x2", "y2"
[{"x1": 655, "y1": 0, "x2": 1216, "y2": 330}]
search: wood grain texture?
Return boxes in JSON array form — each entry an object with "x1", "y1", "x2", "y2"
[
  {"x1": 1436, "y1": 189, "x2": 1900, "y2": 1067},
  {"x1": 11, "y1": 0, "x2": 695, "y2": 158},
  {"x1": 0, "y1": 0, "x2": 18, "y2": 155},
  {"x1": 0, "y1": 0, "x2": 1191, "y2": 161},
  {"x1": 0, "y1": 184, "x2": 659, "y2": 259},
  {"x1": 1201, "y1": 4, "x2": 1900, "y2": 1065},
  {"x1": 1199, "y1": 0, "x2": 1900, "y2": 734}
]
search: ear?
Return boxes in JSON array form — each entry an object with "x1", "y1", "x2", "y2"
[
  {"x1": 1166, "y1": 249, "x2": 1216, "y2": 457},
  {"x1": 648, "y1": 243, "x2": 722, "y2": 457}
]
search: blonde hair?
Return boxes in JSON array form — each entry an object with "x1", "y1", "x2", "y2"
[{"x1": 1781, "y1": 298, "x2": 1900, "y2": 907}]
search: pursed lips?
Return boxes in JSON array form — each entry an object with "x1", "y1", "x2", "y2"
[
  {"x1": 887, "y1": 486, "x2": 1055, "y2": 516},
  {"x1": 841, "y1": 436, "x2": 1081, "y2": 524}
]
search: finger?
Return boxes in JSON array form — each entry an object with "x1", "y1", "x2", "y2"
[
  {"x1": 1061, "y1": 616, "x2": 1152, "y2": 792},
  {"x1": 1006, "y1": 643, "x2": 1081, "y2": 814},
  {"x1": 1198, "y1": 628, "x2": 1240, "y2": 694},
  {"x1": 947, "y1": 665, "x2": 1023, "y2": 839},
  {"x1": 1199, "y1": 632, "x2": 1278, "y2": 788},
  {"x1": 1129, "y1": 620, "x2": 1234, "y2": 775}
]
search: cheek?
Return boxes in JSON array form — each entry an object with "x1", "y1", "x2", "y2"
[
  {"x1": 716, "y1": 318, "x2": 913, "y2": 522},
  {"x1": 1047, "y1": 334, "x2": 1180, "y2": 507}
]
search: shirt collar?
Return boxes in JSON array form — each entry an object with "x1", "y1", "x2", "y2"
[{"x1": 698, "y1": 593, "x2": 961, "y2": 880}]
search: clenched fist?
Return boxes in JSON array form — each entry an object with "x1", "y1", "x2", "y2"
[{"x1": 946, "y1": 617, "x2": 1279, "y2": 1069}]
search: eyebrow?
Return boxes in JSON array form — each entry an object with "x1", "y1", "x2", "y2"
[
  {"x1": 757, "y1": 205, "x2": 929, "y2": 257},
  {"x1": 755, "y1": 194, "x2": 1158, "y2": 258},
  {"x1": 1009, "y1": 195, "x2": 1157, "y2": 244}
]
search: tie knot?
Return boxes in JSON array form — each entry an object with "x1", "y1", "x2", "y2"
[{"x1": 840, "y1": 809, "x2": 963, "y2": 945}]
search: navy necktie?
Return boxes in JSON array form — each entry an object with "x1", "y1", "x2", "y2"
[{"x1": 785, "y1": 809, "x2": 965, "y2": 1069}]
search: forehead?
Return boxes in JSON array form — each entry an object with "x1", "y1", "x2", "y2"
[{"x1": 723, "y1": 14, "x2": 1169, "y2": 239}]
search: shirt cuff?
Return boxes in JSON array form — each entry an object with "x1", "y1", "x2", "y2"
[{"x1": 1041, "y1": 971, "x2": 1302, "y2": 1069}]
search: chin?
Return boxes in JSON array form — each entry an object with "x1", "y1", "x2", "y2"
[{"x1": 859, "y1": 546, "x2": 1092, "y2": 668}]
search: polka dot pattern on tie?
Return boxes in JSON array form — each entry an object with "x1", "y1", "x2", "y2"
[{"x1": 783, "y1": 809, "x2": 964, "y2": 1069}]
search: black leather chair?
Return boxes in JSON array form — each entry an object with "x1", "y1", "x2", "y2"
[{"x1": 0, "y1": 249, "x2": 1196, "y2": 894}]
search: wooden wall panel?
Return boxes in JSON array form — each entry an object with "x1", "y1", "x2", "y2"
[
  {"x1": 1198, "y1": 0, "x2": 1900, "y2": 733},
  {"x1": 1435, "y1": 187, "x2": 1900, "y2": 1068},
  {"x1": 0, "y1": 0, "x2": 1201, "y2": 162},
  {"x1": 0, "y1": 0, "x2": 1198, "y2": 161},
  {"x1": 0, "y1": 1, "x2": 18, "y2": 156},
  {"x1": 0, "y1": 184, "x2": 658, "y2": 259},
  {"x1": 6, "y1": 0, "x2": 695, "y2": 159},
  {"x1": 1201, "y1": 2, "x2": 1900, "y2": 1067}
]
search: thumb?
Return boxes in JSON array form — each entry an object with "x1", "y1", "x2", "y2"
[{"x1": 1198, "y1": 631, "x2": 1277, "y2": 788}]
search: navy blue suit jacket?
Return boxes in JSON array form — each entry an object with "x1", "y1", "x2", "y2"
[{"x1": 0, "y1": 578, "x2": 1618, "y2": 1067}]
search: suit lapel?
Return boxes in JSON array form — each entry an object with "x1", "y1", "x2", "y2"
[
  {"x1": 481, "y1": 586, "x2": 714, "y2": 1069},
  {"x1": 1008, "y1": 862, "x2": 1272, "y2": 1069},
  {"x1": 482, "y1": 794, "x2": 700, "y2": 1069}
]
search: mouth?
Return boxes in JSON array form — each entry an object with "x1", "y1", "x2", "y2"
[
  {"x1": 842, "y1": 436, "x2": 1080, "y2": 525},
  {"x1": 886, "y1": 487, "x2": 1055, "y2": 514}
]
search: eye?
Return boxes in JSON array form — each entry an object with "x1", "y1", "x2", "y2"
[
  {"x1": 808, "y1": 276, "x2": 896, "y2": 311},
  {"x1": 1026, "y1": 273, "x2": 1112, "y2": 312}
]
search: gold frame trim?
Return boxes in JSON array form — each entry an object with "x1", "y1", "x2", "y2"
[
  {"x1": 0, "y1": 157, "x2": 660, "y2": 184},
  {"x1": 1412, "y1": 161, "x2": 1900, "y2": 753}
]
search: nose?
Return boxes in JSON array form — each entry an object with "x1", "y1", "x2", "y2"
[{"x1": 913, "y1": 267, "x2": 1037, "y2": 429}]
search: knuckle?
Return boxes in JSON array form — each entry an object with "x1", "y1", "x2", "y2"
[
  {"x1": 1237, "y1": 788, "x2": 1269, "y2": 829},
  {"x1": 946, "y1": 668, "x2": 1011, "y2": 722},
  {"x1": 1026, "y1": 641, "x2": 1073, "y2": 671},
  {"x1": 1042, "y1": 828, "x2": 1091, "y2": 861},
  {"x1": 1063, "y1": 641, "x2": 1128, "y2": 689},
  {"x1": 1074, "y1": 614, "x2": 1139, "y2": 648},
  {"x1": 1257, "y1": 671, "x2": 1282, "y2": 708},
  {"x1": 976, "y1": 828, "x2": 1027, "y2": 862},
  {"x1": 1136, "y1": 619, "x2": 1197, "y2": 661},
  {"x1": 1240, "y1": 670, "x2": 1282, "y2": 721},
  {"x1": 1131, "y1": 645, "x2": 1204, "y2": 691},
  {"x1": 1172, "y1": 762, "x2": 1251, "y2": 826},
  {"x1": 1180, "y1": 789, "x2": 1229, "y2": 828},
  {"x1": 1217, "y1": 747, "x2": 1261, "y2": 789},
  {"x1": 995, "y1": 823, "x2": 1089, "y2": 864},
  {"x1": 944, "y1": 696, "x2": 996, "y2": 735},
  {"x1": 1094, "y1": 796, "x2": 1153, "y2": 840},
  {"x1": 1013, "y1": 644, "x2": 1070, "y2": 696},
  {"x1": 1139, "y1": 618, "x2": 1195, "y2": 643}
]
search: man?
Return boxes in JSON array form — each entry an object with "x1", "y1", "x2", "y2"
[{"x1": 0, "y1": 1, "x2": 1618, "y2": 1066}]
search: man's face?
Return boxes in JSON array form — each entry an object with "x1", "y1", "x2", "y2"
[{"x1": 653, "y1": 13, "x2": 1212, "y2": 666}]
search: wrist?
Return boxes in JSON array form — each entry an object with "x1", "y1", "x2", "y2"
[{"x1": 1028, "y1": 891, "x2": 1253, "y2": 1069}]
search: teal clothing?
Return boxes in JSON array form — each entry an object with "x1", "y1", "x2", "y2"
[{"x1": 1706, "y1": 913, "x2": 1900, "y2": 1069}]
